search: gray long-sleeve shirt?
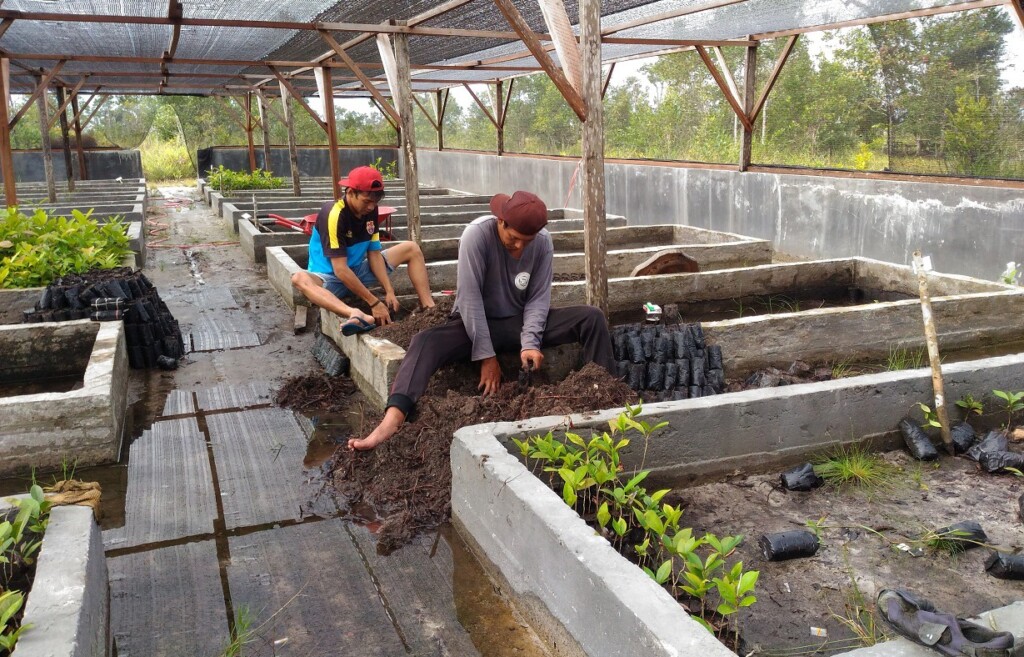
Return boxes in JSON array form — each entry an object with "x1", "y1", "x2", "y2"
[{"x1": 453, "y1": 215, "x2": 553, "y2": 361}]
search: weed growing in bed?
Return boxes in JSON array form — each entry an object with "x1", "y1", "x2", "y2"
[
  {"x1": 813, "y1": 446, "x2": 896, "y2": 491},
  {"x1": 886, "y1": 345, "x2": 925, "y2": 371},
  {"x1": 514, "y1": 405, "x2": 759, "y2": 642}
]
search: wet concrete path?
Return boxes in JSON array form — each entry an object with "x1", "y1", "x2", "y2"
[{"x1": 103, "y1": 186, "x2": 548, "y2": 657}]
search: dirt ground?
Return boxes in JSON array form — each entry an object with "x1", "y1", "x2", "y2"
[
  {"x1": 676, "y1": 449, "x2": 1024, "y2": 656},
  {"x1": 324, "y1": 363, "x2": 638, "y2": 553}
]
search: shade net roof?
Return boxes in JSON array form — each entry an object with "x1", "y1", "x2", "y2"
[{"x1": 0, "y1": 0, "x2": 999, "y2": 96}]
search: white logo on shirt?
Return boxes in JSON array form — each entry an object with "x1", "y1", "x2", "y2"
[{"x1": 514, "y1": 272, "x2": 531, "y2": 290}]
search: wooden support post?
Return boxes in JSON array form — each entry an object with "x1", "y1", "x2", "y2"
[
  {"x1": 0, "y1": 57, "x2": 16, "y2": 206},
  {"x1": 739, "y1": 41, "x2": 757, "y2": 172},
  {"x1": 1011, "y1": 0, "x2": 1024, "y2": 30},
  {"x1": 256, "y1": 89, "x2": 273, "y2": 173},
  {"x1": 278, "y1": 81, "x2": 301, "y2": 195},
  {"x1": 580, "y1": 0, "x2": 606, "y2": 312},
  {"x1": 315, "y1": 67, "x2": 341, "y2": 201},
  {"x1": 392, "y1": 26, "x2": 421, "y2": 244},
  {"x1": 435, "y1": 90, "x2": 445, "y2": 150},
  {"x1": 913, "y1": 251, "x2": 954, "y2": 455},
  {"x1": 36, "y1": 78, "x2": 56, "y2": 202},
  {"x1": 495, "y1": 81, "x2": 505, "y2": 155},
  {"x1": 55, "y1": 87, "x2": 75, "y2": 191},
  {"x1": 244, "y1": 92, "x2": 257, "y2": 172}
]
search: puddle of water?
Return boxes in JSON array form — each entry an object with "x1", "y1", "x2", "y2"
[
  {"x1": 302, "y1": 410, "x2": 365, "y2": 469},
  {"x1": 0, "y1": 374, "x2": 84, "y2": 397},
  {"x1": 0, "y1": 461, "x2": 128, "y2": 531},
  {"x1": 442, "y1": 524, "x2": 553, "y2": 657}
]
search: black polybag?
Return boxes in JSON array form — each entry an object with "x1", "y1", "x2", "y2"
[
  {"x1": 646, "y1": 363, "x2": 665, "y2": 391},
  {"x1": 664, "y1": 363, "x2": 678, "y2": 391},
  {"x1": 780, "y1": 462, "x2": 824, "y2": 491},
  {"x1": 985, "y1": 552, "x2": 1024, "y2": 580},
  {"x1": 979, "y1": 450, "x2": 1024, "y2": 474},
  {"x1": 898, "y1": 418, "x2": 939, "y2": 461},
  {"x1": 932, "y1": 520, "x2": 987, "y2": 551},
  {"x1": 966, "y1": 431, "x2": 1008, "y2": 462},
  {"x1": 759, "y1": 531, "x2": 819, "y2": 561},
  {"x1": 950, "y1": 422, "x2": 976, "y2": 454}
]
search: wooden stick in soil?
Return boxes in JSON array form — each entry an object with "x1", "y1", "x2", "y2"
[{"x1": 913, "y1": 250, "x2": 954, "y2": 455}]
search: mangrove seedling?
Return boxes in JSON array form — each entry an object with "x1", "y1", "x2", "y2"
[
  {"x1": 917, "y1": 402, "x2": 941, "y2": 429},
  {"x1": 955, "y1": 394, "x2": 984, "y2": 420},
  {"x1": 992, "y1": 389, "x2": 1024, "y2": 428}
]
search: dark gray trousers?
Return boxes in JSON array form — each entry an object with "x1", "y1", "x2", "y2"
[{"x1": 386, "y1": 305, "x2": 616, "y2": 416}]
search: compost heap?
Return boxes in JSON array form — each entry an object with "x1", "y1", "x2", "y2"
[
  {"x1": 326, "y1": 362, "x2": 637, "y2": 553},
  {"x1": 22, "y1": 267, "x2": 185, "y2": 369},
  {"x1": 610, "y1": 322, "x2": 726, "y2": 401}
]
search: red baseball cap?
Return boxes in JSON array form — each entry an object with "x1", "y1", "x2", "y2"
[
  {"x1": 490, "y1": 191, "x2": 548, "y2": 235},
  {"x1": 339, "y1": 166, "x2": 384, "y2": 192}
]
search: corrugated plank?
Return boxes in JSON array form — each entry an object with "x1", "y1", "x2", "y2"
[
  {"x1": 104, "y1": 416, "x2": 217, "y2": 550},
  {"x1": 226, "y1": 520, "x2": 407, "y2": 657},
  {"x1": 110, "y1": 541, "x2": 228, "y2": 657},
  {"x1": 349, "y1": 525, "x2": 481, "y2": 657},
  {"x1": 207, "y1": 408, "x2": 337, "y2": 529},
  {"x1": 189, "y1": 330, "x2": 263, "y2": 352},
  {"x1": 160, "y1": 389, "x2": 195, "y2": 416},
  {"x1": 195, "y1": 381, "x2": 272, "y2": 412}
]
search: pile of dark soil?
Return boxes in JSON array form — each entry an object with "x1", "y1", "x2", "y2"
[
  {"x1": 727, "y1": 360, "x2": 834, "y2": 391},
  {"x1": 374, "y1": 294, "x2": 455, "y2": 348},
  {"x1": 327, "y1": 362, "x2": 637, "y2": 553},
  {"x1": 275, "y1": 373, "x2": 357, "y2": 414}
]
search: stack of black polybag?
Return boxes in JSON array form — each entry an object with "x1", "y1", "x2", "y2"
[
  {"x1": 610, "y1": 322, "x2": 725, "y2": 401},
  {"x1": 22, "y1": 267, "x2": 185, "y2": 370}
]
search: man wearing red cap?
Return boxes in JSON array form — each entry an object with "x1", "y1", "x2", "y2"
[
  {"x1": 291, "y1": 165, "x2": 435, "y2": 334},
  {"x1": 349, "y1": 190, "x2": 615, "y2": 450}
]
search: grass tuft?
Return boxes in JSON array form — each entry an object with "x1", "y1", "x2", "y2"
[{"x1": 813, "y1": 445, "x2": 897, "y2": 490}]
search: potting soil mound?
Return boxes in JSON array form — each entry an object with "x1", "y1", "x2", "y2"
[
  {"x1": 374, "y1": 294, "x2": 455, "y2": 349},
  {"x1": 275, "y1": 373, "x2": 357, "y2": 414},
  {"x1": 327, "y1": 362, "x2": 637, "y2": 553}
]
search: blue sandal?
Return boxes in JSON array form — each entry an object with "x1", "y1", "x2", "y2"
[{"x1": 341, "y1": 316, "x2": 376, "y2": 337}]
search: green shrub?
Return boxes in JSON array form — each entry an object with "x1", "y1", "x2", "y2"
[
  {"x1": 140, "y1": 136, "x2": 194, "y2": 182},
  {"x1": 206, "y1": 166, "x2": 284, "y2": 193},
  {"x1": 0, "y1": 207, "x2": 130, "y2": 289}
]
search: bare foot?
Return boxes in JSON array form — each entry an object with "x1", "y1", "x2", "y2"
[{"x1": 348, "y1": 408, "x2": 405, "y2": 450}]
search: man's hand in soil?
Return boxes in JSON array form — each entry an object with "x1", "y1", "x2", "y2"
[
  {"x1": 371, "y1": 299, "x2": 392, "y2": 326},
  {"x1": 478, "y1": 356, "x2": 501, "y2": 395},
  {"x1": 521, "y1": 349, "x2": 544, "y2": 372},
  {"x1": 384, "y1": 290, "x2": 400, "y2": 313}
]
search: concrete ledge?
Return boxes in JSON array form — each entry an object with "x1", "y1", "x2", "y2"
[
  {"x1": 7, "y1": 504, "x2": 111, "y2": 657},
  {"x1": 266, "y1": 245, "x2": 308, "y2": 310},
  {"x1": 0, "y1": 320, "x2": 128, "y2": 476},
  {"x1": 451, "y1": 354, "x2": 1024, "y2": 657},
  {"x1": 451, "y1": 423, "x2": 732, "y2": 657},
  {"x1": 0, "y1": 253, "x2": 139, "y2": 325},
  {"x1": 238, "y1": 218, "x2": 307, "y2": 264}
]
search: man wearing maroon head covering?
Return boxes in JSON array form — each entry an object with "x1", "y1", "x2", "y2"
[
  {"x1": 291, "y1": 165, "x2": 435, "y2": 335},
  {"x1": 350, "y1": 190, "x2": 615, "y2": 450}
]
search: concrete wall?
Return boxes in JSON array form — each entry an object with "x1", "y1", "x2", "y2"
[
  {"x1": 451, "y1": 353, "x2": 1024, "y2": 657},
  {"x1": 4, "y1": 150, "x2": 143, "y2": 183},
  {"x1": 7, "y1": 504, "x2": 111, "y2": 657},
  {"x1": 418, "y1": 151, "x2": 1024, "y2": 281},
  {"x1": 204, "y1": 146, "x2": 398, "y2": 178}
]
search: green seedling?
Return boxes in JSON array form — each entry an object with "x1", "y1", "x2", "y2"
[
  {"x1": 992, "y1": 389, "x2": 1024, "y2": 428},
  {"x1": 917, "y1": 402, "x2": 941, "y2": 429},
  {"x1": 206, "y1": 166, "x2": 283, "y2": 194},
  {"x1": 955, "y1": 394, "x2": 984, "y2": 419}
]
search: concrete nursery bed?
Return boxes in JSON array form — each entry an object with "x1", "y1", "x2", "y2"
[
  {"x1": 1, "y1": 498, "x2": 111, "y2": 657},
  {"x1": 314, "y1": 257, "x2": 1023, "y2": 409},
  {"x1": 0, "y1": 320, "x2": 128, "y2": 477},
  {"x1": 0, "y1": 252, "x2": 140, "y2": 325},
  {"x1": 450, "y1": 353, "x2": 1024, "y2": 657}
]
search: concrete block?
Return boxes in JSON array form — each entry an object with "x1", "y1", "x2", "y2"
[
  {"x1": 451, "y1": 424, "x2": 733, "y2": 657},
  {"x1": 3, "y1": 503, "x2": 111, "y2": 657},
  {"x1": 0, "y1": 320, "x2": 128, "y2": 476},
  {"x1": 238, "y1": 217, "x2": 307, "y2": 264},
  {"x1": 266, "y1": 245, "x2": 308, "y2": 310},
  {"x1": 451, "y1": 354, "x2": 1024, "y2": 657}
]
